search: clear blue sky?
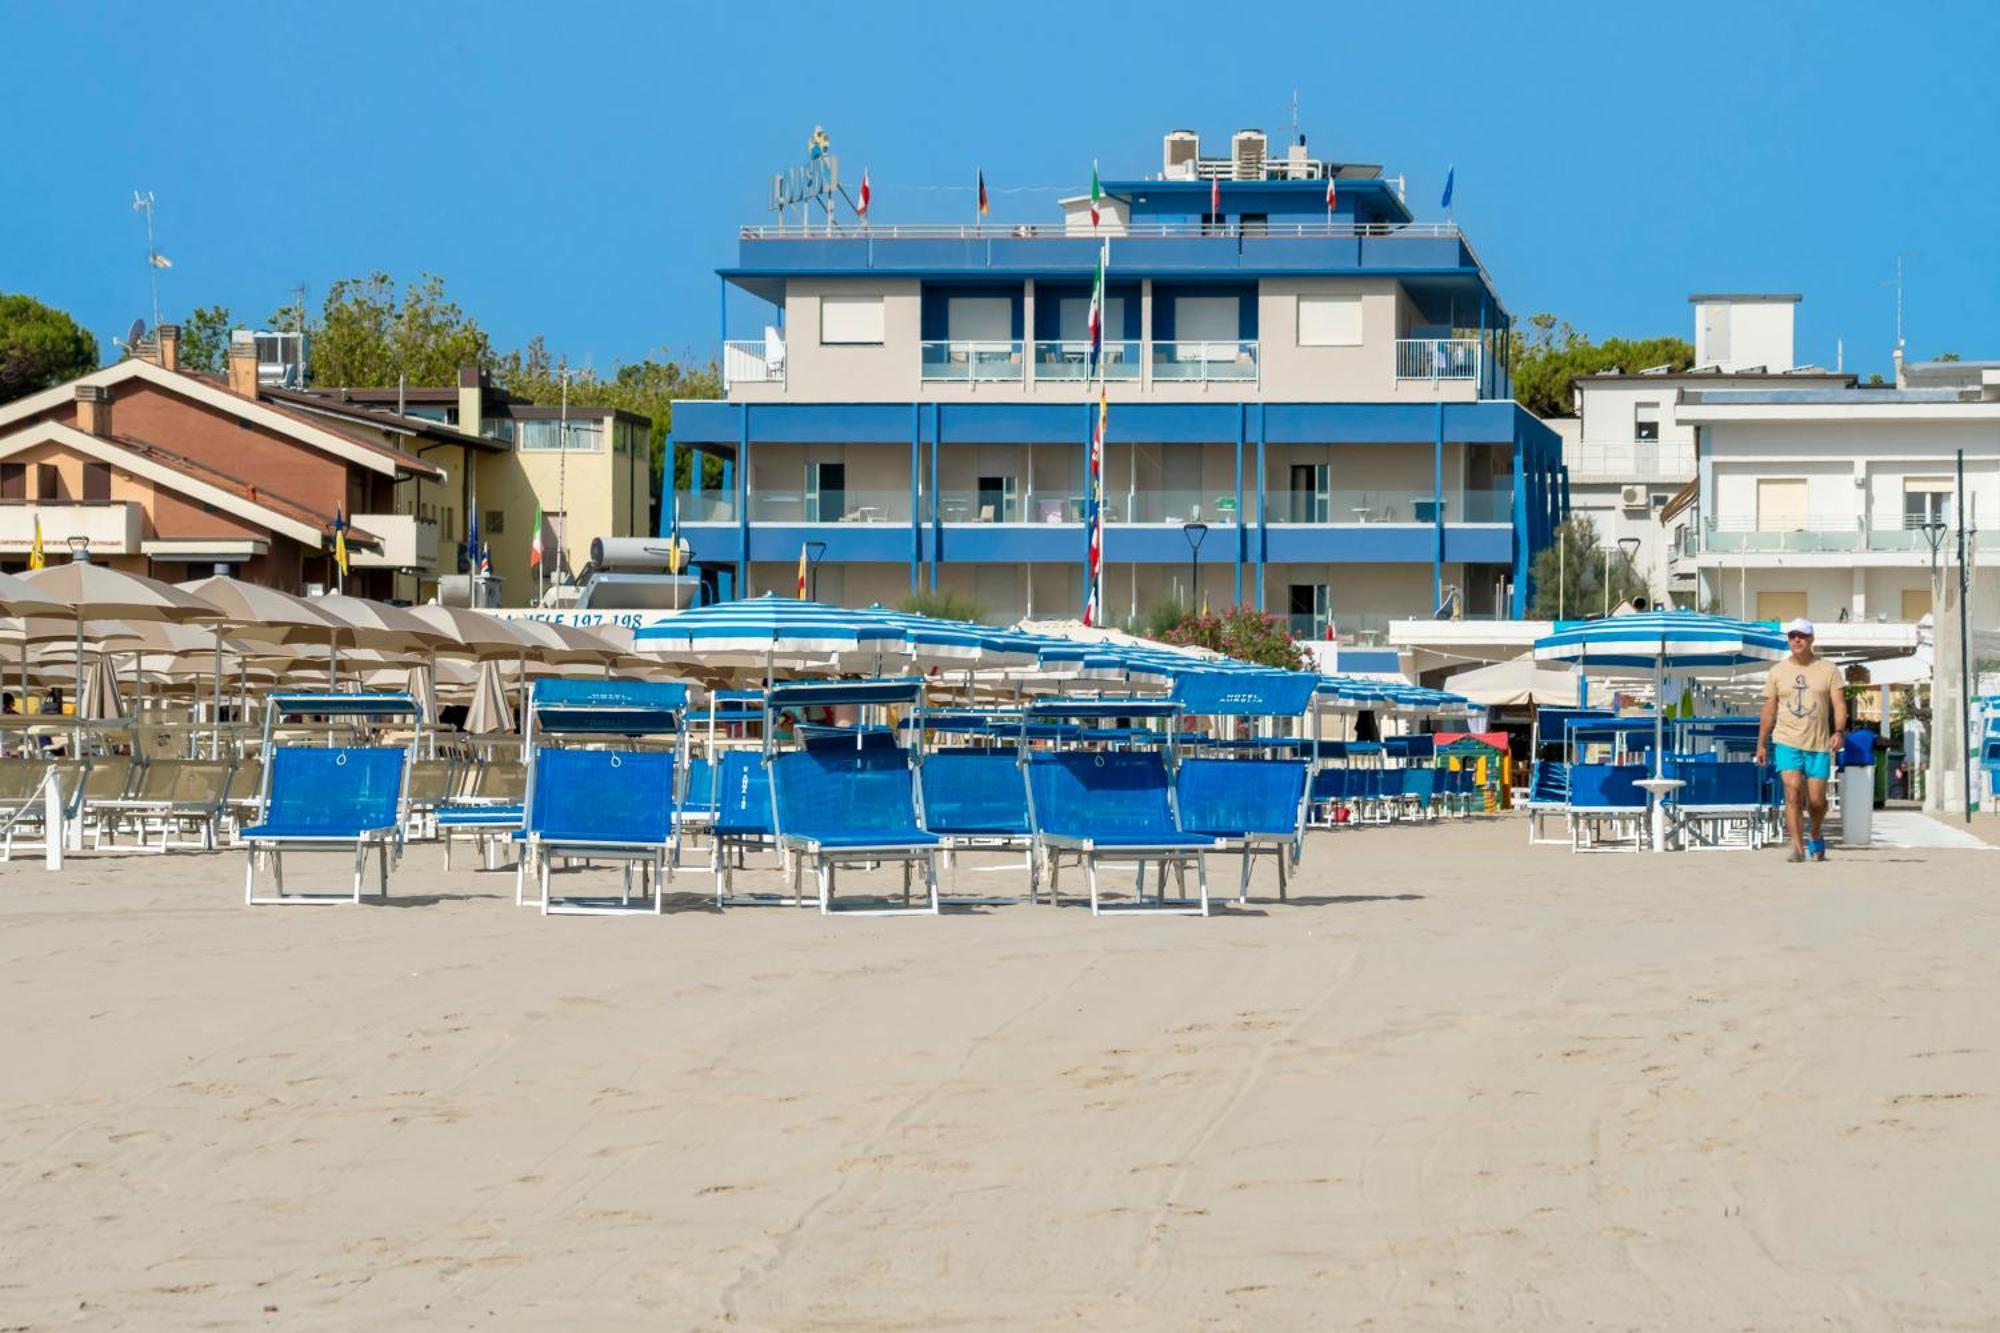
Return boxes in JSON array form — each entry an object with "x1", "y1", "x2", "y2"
[{"x1": 5, "y1": 1, "x2": 1997, "y2": 383}]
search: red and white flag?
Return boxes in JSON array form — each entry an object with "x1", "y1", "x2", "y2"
[
  {"x1": 1325, "y1": 174, "x2": 1337, "y2": 214},
  {"x1": 857, "y1": 169, "x2": 871, "y2": 219},
  {"x1": 1209, "y1": 173, "x2": 1220, "y2": 220}
]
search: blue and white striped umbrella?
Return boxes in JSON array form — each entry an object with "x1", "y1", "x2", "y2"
[
  {"x1": 1532, "y1": 611, "x2": 1787, "y2": 671},
  {"x1": 634, "y1": 595, "x2": 911, "y2": 671}
]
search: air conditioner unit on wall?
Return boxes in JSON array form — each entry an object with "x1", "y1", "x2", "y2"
[{"x1": 1620, "y1": 484, "x2": 1648, "y2": 510}]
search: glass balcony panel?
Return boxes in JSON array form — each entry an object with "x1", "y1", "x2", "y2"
[
  {"x1": 1150, "y1": 340, "x2": 1258, "y2": 382},
  {"x1": 749, "y1": 488, "x2": 913, "y2": 523},
  {"x1": 1105, "y1": 490, "x2": 1240, "y2": 524},
  {"x1": 920, "y1": 340, "x2": 1025, "y2": 382},
  {"x1": 1031, "y1": 340, "x2": 1142, "y2": 381},
  {"x1": 674, "y1": 492, "x2": 738, "y2": 523}
]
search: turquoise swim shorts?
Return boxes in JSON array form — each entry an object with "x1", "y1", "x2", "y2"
[{"x1": 1773, "y1": 743, "x2": 1832, "y2": 781}]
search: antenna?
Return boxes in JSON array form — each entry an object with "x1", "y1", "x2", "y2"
[
  {"x1": 1883, "y1": 251, "x2": 1917, "y2": 353},
  {"x1": 131, "y1": 190, "x2": 165, "y2": 332},
  {"x1": 125, "y1": 318, "x2": 146, "y2": 350}
]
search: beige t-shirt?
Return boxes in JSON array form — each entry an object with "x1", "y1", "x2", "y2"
[{"x1": 1765, "y1": 656, "x2": 1842, "y2": 751}]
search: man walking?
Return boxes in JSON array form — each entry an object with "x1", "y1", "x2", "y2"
[{"x1": 1755, "y1": 618, "x2": 1848, "y2": 862}]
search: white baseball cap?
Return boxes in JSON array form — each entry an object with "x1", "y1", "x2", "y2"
[{"x1": 1782, "y1": 617, "x2": 1815, "y2": 638}]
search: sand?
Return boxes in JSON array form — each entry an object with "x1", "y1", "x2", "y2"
[{"x1": 3, "y1": 821, "x2": 1997, "y2": 1330}]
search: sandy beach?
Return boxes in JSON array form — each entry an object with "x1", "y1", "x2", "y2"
[{"x1": 3, "y1": 820, "x2": 1997, "y2": 1330}]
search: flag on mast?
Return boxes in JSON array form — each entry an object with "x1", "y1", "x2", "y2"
[
  {"x1": 28, "y1": 515, "x2": 45, "y2": 570},
  {"x1": 1084, "y1": 382, "x2": 1106, "y2": 627},
  {"x1": 1089, "y1": 160, "x2": 1102, "y2": 228},
  {"x1": 1085, "y1": 244, "x2": 1105, "y2": 373},
  {"x1": 1325, "y1": 173, "x2": 1337, "y2": 220},
  {"x1": 1209, "y1": 172, "x2": 1220, "y2": 222},
  {"x1": 857, "y1": 168, "x2": 871, "y2": 220},
  {"x1": 479, "y1": 543, "x2": 491, "y2": 577},
  {"x1": 976, "y1": 169, "x2": 989, "y2": 216},
  {"x1": 529, "y1": 503, "x2": 544, "y2": 569},
  {"x1": 1440, "y1": 165, "x2": 1455, "y2": 211},
  {"x1": 796, "y1": 542, "x2": 809, "y2": 598},
  {"x1": 332, "y1": 508, "x2": 350, "y2": 576}
]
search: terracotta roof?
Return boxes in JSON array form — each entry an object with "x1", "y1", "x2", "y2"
[
  {"x1": 259, "y1": 385, "x2": 508, "y2": 454},
  {"x1": 169, "y1": 367, "x2": 447, "y2": 478},
  {"x1": 101, "y1": 432, "x2": 381, "y2": 548}
]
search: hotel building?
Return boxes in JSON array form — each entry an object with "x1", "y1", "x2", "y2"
[{"x1": 665, "y1": 128, "x2": 1567, "y2": 638}]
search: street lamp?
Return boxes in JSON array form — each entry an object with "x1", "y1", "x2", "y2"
[
  {"x1": 804, "y1": 540, "x2": 828, "y2": 601},
  {"x1": 1181, "y1": 521, "x2": 1209, "y2": 614},
  {"x1": 66, "y1": 535, "x2": 91, "y2": 563},
  {"x1": 1616, "y1": 536, "x2": 1642, "y2": 611}
]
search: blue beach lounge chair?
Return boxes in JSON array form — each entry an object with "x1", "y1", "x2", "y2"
[{"x1": 1174, "y1": 756, "x2": 1308, "y2": 901}]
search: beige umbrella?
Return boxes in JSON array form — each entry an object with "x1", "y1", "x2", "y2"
[
  {"x1": 22, "y1": 564, "x2": 222, "y2": 745},
  {"x1": 312, "y1": 595, "x2": 456, "y2": 689},
  {"x1": 183, "y1": 575, "x2": 353, "y2": 747},
  {"x1": 0, "y1": 571, "x2": 69, "y2": 619},
  {"x1": 81, "y1": 657, "x2": 127, "y2": 721},
  {"x1": 464, "y1": 660, "x2": 516, "y2": 734},
  {"x1": 409, "y1": 606, "x2": 544, "y2": 722}
]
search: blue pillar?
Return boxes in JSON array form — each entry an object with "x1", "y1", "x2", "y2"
[
  {"x1": 1432, "y1": 403, "x2": 1445, "y2": 612},
  {"x1": 1233, "y1": 405, "x2": 1245, "y2": 606},
  {"x1": 718, "y1": 276, "x2": 727, "y2": 357},
  {"x1": 660, "y1": 433, "x2": 677, "y2": 538},
  {"x1": 1254, "y1": 404, "x2": 1268, "y2": 612},
  {"x1": 909, "y1": 403, "x2": 922, "y2": 594},
  {"x1": 1477, "y1": 296, "x2": 1489, "y2": 399},
  {"x1": 1511, "y1": 417, "x2": 1530, "y2": 617},
  {"x1": 735, "y1": 405, "x2": 750, "y2": 597},
  {"x1": 928, "y1": 405, "x2": 940, "y2": 592}
]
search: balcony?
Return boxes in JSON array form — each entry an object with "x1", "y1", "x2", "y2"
[
  {"x1": 349, "y1": 513, "x2": 439, "y2": 570},
  {"x1": 920, "y1": 340, "x2": 1024, "y2": 383},
  {"x1": 1272, "y1": 487, "x2": 1514, "y2": 524},
  {"x1": 1151, "y1": 340, "x2": 1258, "y2": 383},
  {"x1": 676, "y1": 492, "x2": 738, "y2": 523},
  {"x1": 1695, "y1": 516, "x2": 2000, "y2": 556},
  {"x1": 1395, "y1": 338, "x2": 1481, "y2": 381},
  {"x1": 749, "y1": 488, "x2": 912, "y2": 524},
  {"x1": 0, "y1": 500, "x2": 143, "y2": 556},
  {"x1": 1030, "y1": 340, "x2": 1141, "y2": 381},
  {"x1": 723, "y1": 339, "x2": 784, "y2": 389},
  {"x1": 1566, "y1": 440, "x2": 1696, "y2": 481}
]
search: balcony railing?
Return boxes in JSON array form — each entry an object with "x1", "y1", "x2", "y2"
[
  {"x1": 723, "y1": 339, "x2": 784, "y2": 388},
  {"x1": 1694, "y1": 515, "x2": 1999, "y2": 556},
  {"x1": 1565, "y1": 441, "x2": 1696, "y2": 479},
  {"x1": 1151, "y1": 340, "x2": 1258, "y2": 383},
  {"x1": 1271, "y1": 487, "x2": 1514, "y2": 524},
  {"x1": 676, "y1": 493, "x2": 737, "y2": 523},
  {"x1": 920, "y1": 340, "x2": 1024, "y2": 382},
  {"x1": 742, "y1": 221, "x2": 1466, "y2": 241},
  {"x1": 349, "y1": 513, "x2": 439, "y2": 570},
  {"x1": 1030, "y1": 340, "x2": 1141, "y2": 381},
  {"x1": 750, "y1": 488, "x2": 912, "y2": 523},
  {"x1": 1395, "y1": 338, "x2": 1482, "y2": 381}
]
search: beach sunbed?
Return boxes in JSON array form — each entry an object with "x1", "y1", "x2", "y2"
[
  {"x1": 1027, "y1": 750, "x2": 1215, "y2": 917},
  {"x1": 773, "y1": 742, "x2": 940, "y2": 916},
  {"x1": 1566, "y1": 762, "x2": 1651, "y2": 852},
  {"x1": 1173, "y1": 756, "x2": 1307, "y2": 902},
  {"x1": 241, "y1": 747, "x2": 410, "y2": 903},
  {"x1": 918, "y1": 748, "x2": 1039, "y2": 901},
  {"x1": 518, "y1": 747, "x2": 676, "y2": 916}
]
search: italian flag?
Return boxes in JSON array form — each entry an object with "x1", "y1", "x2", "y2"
[
  {"x1": 1089, "y1": 161, "x2": 1101, "y2": 228},
  {"x1": 529, "y1": 503, "x2": 544, "y2": 569},
  {"x1": 1085, "y1": 244, "x2": 1104, "y2": 370}
]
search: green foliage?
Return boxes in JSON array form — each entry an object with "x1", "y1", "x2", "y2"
[
  {"x1": 1527, "y1": 514, "x2": 1649, "y2": 618},
  {"x1": 897, "y1": 589, "x2": 988, "y2": 623},
  {"x1": 1507, "y1": 313, "x2": 1695, "y2": 419},
  {"x1": 488, "y1": 335, "x2": 722, "y2": 489},
  {"x1": 1127, "y1": 597, "x2": 1191, "y2": 640},
  {"x1": 1936, "y1": 351, "x2": 1961, "y2": 362},
  {"x1": 1161, "y1": 606, "x2": 1309, "y2": 672},
  {"x1": 283, "y1": 272, "x2": 491, "y2": 389},
  {"x1": 0, "y1": 293, "x2": 98, "y2": 403},
  {"x1": 179, "y1": 304, "x2": 238, "y2": 375}
]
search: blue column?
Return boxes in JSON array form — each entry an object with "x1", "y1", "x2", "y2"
[
  {"x1": 928, "y1": 405, "x2": 940, "y2": 592},
  {"x1": 735, "y1": 405, "x2": 750, "y2": 596},
  {"x1": 1233, "y1": 405, "x2": 1245, "y2": 606},
  {"x1": 1477, "y1": 296, "x2": 1489, "y2": 399},
  {"x1": 908, "y1": 403, "x2": 922, "y2": 594},
  {"x1": 1254, "y1": 404, "x2": 1267, "y2": 611},
  {"x1": 1432, "y1": 403, "x2": 1445, "y2": 612},
  {"x1": 660, "y1": 433, "x2": 677, "y2": 538},
  {"x1": 1511, "y1": 416, "x2": 1530, "y2": 617}
]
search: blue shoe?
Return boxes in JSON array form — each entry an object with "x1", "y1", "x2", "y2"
[{"x1": 1807, "y1": 838, "x2": 1827, "y2": 862}]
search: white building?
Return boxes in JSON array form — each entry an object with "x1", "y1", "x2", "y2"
[
  {"x1": 1561, "y1": 295, "x2": 1848, "y2": 603},
  {"x1": 1670, "y1": 377, "x2": 2000, "y2": 626}
]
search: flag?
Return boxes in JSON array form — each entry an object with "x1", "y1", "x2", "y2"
[
  {"x1": 479, "y1": 543, "x2": 492, "y2": 577},
  {"x1": 1084, "y1": 382, "x2": 1107, "y2": 627},
  {"x1": 148, "y1": 252, "x2": 173, "y2": 270},
  {"x1": 1209, "y1": 173, "x2": 1220, "y2": 220},
  {"x1": 796, "y1": 542, "x2": 809, "y2": 598},
  {"x1": 1089, "y1": 160, "x2": 1101, "y2": 228},
  {"x1": 529, "y1": 503, "x2": 544, "y2": 569},
  {"x1": 28, "y1": 515, "x2": 45, "y2": 570},
  {"x1": 976, "y1": 169, "x2": 989, "y2": 216},
  {"x1": 857, "y1": 168, "x2": 871, "y2": 220},
  {"x1": 1085, "y1": 244, "x2": 1105, "y2": 372},
  {"x1": 332, "y1": 507, "x2": 350, "y2": 575},
  {"x1": 1440, "y1": 166, "x2": 1455, "y2": 211},
  {"x1": 1325, "y1": 174, "x2": 1337, "y2": 214},
  {"x1": 466, "y1": 509, "x2": 480, "y2": 575}
]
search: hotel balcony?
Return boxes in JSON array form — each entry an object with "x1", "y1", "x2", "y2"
[
  {"x1": 348, "y1": 513, "x2": 440, "y2": 570},
  {"x1": 1271, "y1": 487, "x2": 1515, "y2": 525},
  {"x1": 1394, "y1": 338, "x2": 1481, "y2": 382},
  {"x1": 0, "y1": 500, "x2": 143, "y2": 557},
  {"x1": 1030, "y1": 340, "x2": 1141, "y2": 381},
  {"x1": 1689, "y1": 515, "x2": 2000, "y2": 558},
  {"x1": 1565, "y1": 440, "x2": 1697, "y2": 482}
]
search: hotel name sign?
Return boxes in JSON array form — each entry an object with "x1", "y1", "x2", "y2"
[{"x1": 770, "y1": 126, "x2": 839, "y2": 214}]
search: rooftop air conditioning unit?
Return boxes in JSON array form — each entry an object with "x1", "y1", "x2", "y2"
[
  {"x1": 1163, "y1": 129, "x2": 1200, "y2": 180},
  {"x1": 1620, "y1": 484, "x2": 1649, "y2": 510},
  {"x1": 1231, "y1": 128, "x2": 1267, "y2": 181}
]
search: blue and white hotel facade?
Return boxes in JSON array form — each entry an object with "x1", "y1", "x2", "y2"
[{"x1": 666, "y1": 129, "x2": 1567, "y2": 639}]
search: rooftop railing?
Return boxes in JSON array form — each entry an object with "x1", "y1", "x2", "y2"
[
  {"x1": 1151, "y1": 340, "x2": 1258, "y2": 383},
  {"x1": 1395, "y1": 338, "x2": 1482, "y2": 382},
  {"x1": 1031, "y1": 339, "x2": 1141, "y2": 381},
  {"x1": 1565, "y1": 441, "x2": 1696, "y2": 479},
  {"x1": 741, "y1": 221, "x2": 1465, "y2": 241},
  {"x1": 920, "y1": 340, "x2": 1025, "y2": 382},
  {"x1": 723, "y1": 339, "x2": 784, "y2": 388}
]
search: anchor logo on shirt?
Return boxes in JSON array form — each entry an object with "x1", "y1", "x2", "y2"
[{"x1": 1787, "y1": 673, "x2": 1811, "y2": 718}]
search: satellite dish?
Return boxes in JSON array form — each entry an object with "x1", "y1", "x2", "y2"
[{"x1": 126, "y1": 318, "x2": 147, "y2": 348}]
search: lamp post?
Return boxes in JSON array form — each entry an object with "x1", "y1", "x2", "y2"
[
  {"x1": 1918, "y1": 518, "x2": 1947, "y2": 810},
  {"x1": 804, "y1": 540, "x2": 828, "y2": 601},
  {"x1": 1616, "y1": 536, "x2": 1642, "y2": 610},
  {"x1": 1181, "y1": 521, "x2": 1209, "y2": 614},
  {"x1": 65, "y1": 536, "x2": 90, "y2": 734}
]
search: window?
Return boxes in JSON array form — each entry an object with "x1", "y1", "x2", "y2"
[
  {"x1": 1635, "y1": 402, "x2": 1661, "y2": 442},
  {"x1": 1297, "y1": 295, "x2": 1363, "y2": 347},
  {"x1": 0, "y1": 463, "x2": 23, "y2": 499},
  {"x1": 1902, "y1": 477, "x2": 1953, "y2": 529},
  {"x1": 1756, "y1": 590, "x2": 1808, "y2": 622},
  {"x1": 485, "y1": 509, "x2": 506, "y2": 535},
  {"x1": 519, "y1": 419, "x2": 603, "y2": 451},
  {"x1": 976, "y1": 475, "x2": 1017, "y2": 522},
  {"x1": 1756, "y1": 478, "x2": 1808, "y2": 532},
  {"x1": 83, "y1": 462, "x2": 111, "y2": 502},
  {"x1": 820, "y1": 293, "x2": 885, "y2": 345},
  {"x1": 35, "y1": 463, "x2": 60, "y2": 500},
  {"x1": 804, "y1": 462, "x2": 846, "y2": 522}
]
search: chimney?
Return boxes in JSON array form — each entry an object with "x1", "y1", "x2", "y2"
[
  {"x1": 155, "y1": 323, "x2": 180, "y2": 372},
  {"x1": 1893, "y1": 344, "x2": 1906, "y2": 389},
  {"x1": 75, "y1": 384, "x2": 111, "y2": 436},
  {"x1": 457, "y1": 362, "x2": 485, "y2": 436},
  {"x1": 227, "y1": 335, "x2": 260, "y2": 398}
]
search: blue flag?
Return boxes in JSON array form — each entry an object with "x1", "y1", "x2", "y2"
[
  {"x1": 1440, "y1": 166, "x2": 1455, "y2": 211},
  {"x1": 466, "y1": 509, "x2": 480, "y2": 575}
]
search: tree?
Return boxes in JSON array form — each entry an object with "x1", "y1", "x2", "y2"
[
  {"x1": 1527, "y1": 514, "x2": 1649, "y2": 618},
  {"x1": 179, "y1": 304, "x2": 238, "y2": 375},
  {"x1": 1508, "y1": 313, "x2": 1695, "y2": 419},
  {"x1": 1162, "y1": 606, "x2": 1309, "y2": 671},
  {"x1": 898, "y1": 589, "x2": 987, "y2": 622},
  {"x1": 284, "y1": 272, "x2": 490, "y2": 388},
  {"x1": 0, "y1": 293, "x2": 99, "y2": 403}
]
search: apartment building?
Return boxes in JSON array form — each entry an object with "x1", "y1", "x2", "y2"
[
  {"x1": 1669, "y1": 372, "x2": 2000, "y2": 626},
  {"x1": 1560, "y1": 295, "x2": 1849, "y2": 603},
  {"x1": 666, "y1": 127, "x2": 1566, "y2": 639}
]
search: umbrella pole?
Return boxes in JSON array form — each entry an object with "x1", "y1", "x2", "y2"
[
  {"x1": 328, "y1": 628, "x2": 338, "y2": 691},
  {"x1": 73, "y1": 613, "x2": 84, "y2": 757},
  {"x1": 212, "y1": 629, "x2": 224, "y2": 759}
]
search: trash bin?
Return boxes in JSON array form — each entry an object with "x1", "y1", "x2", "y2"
[{"x1": 1840, "y1": 730, "x2": 1878, "y2": 847}]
